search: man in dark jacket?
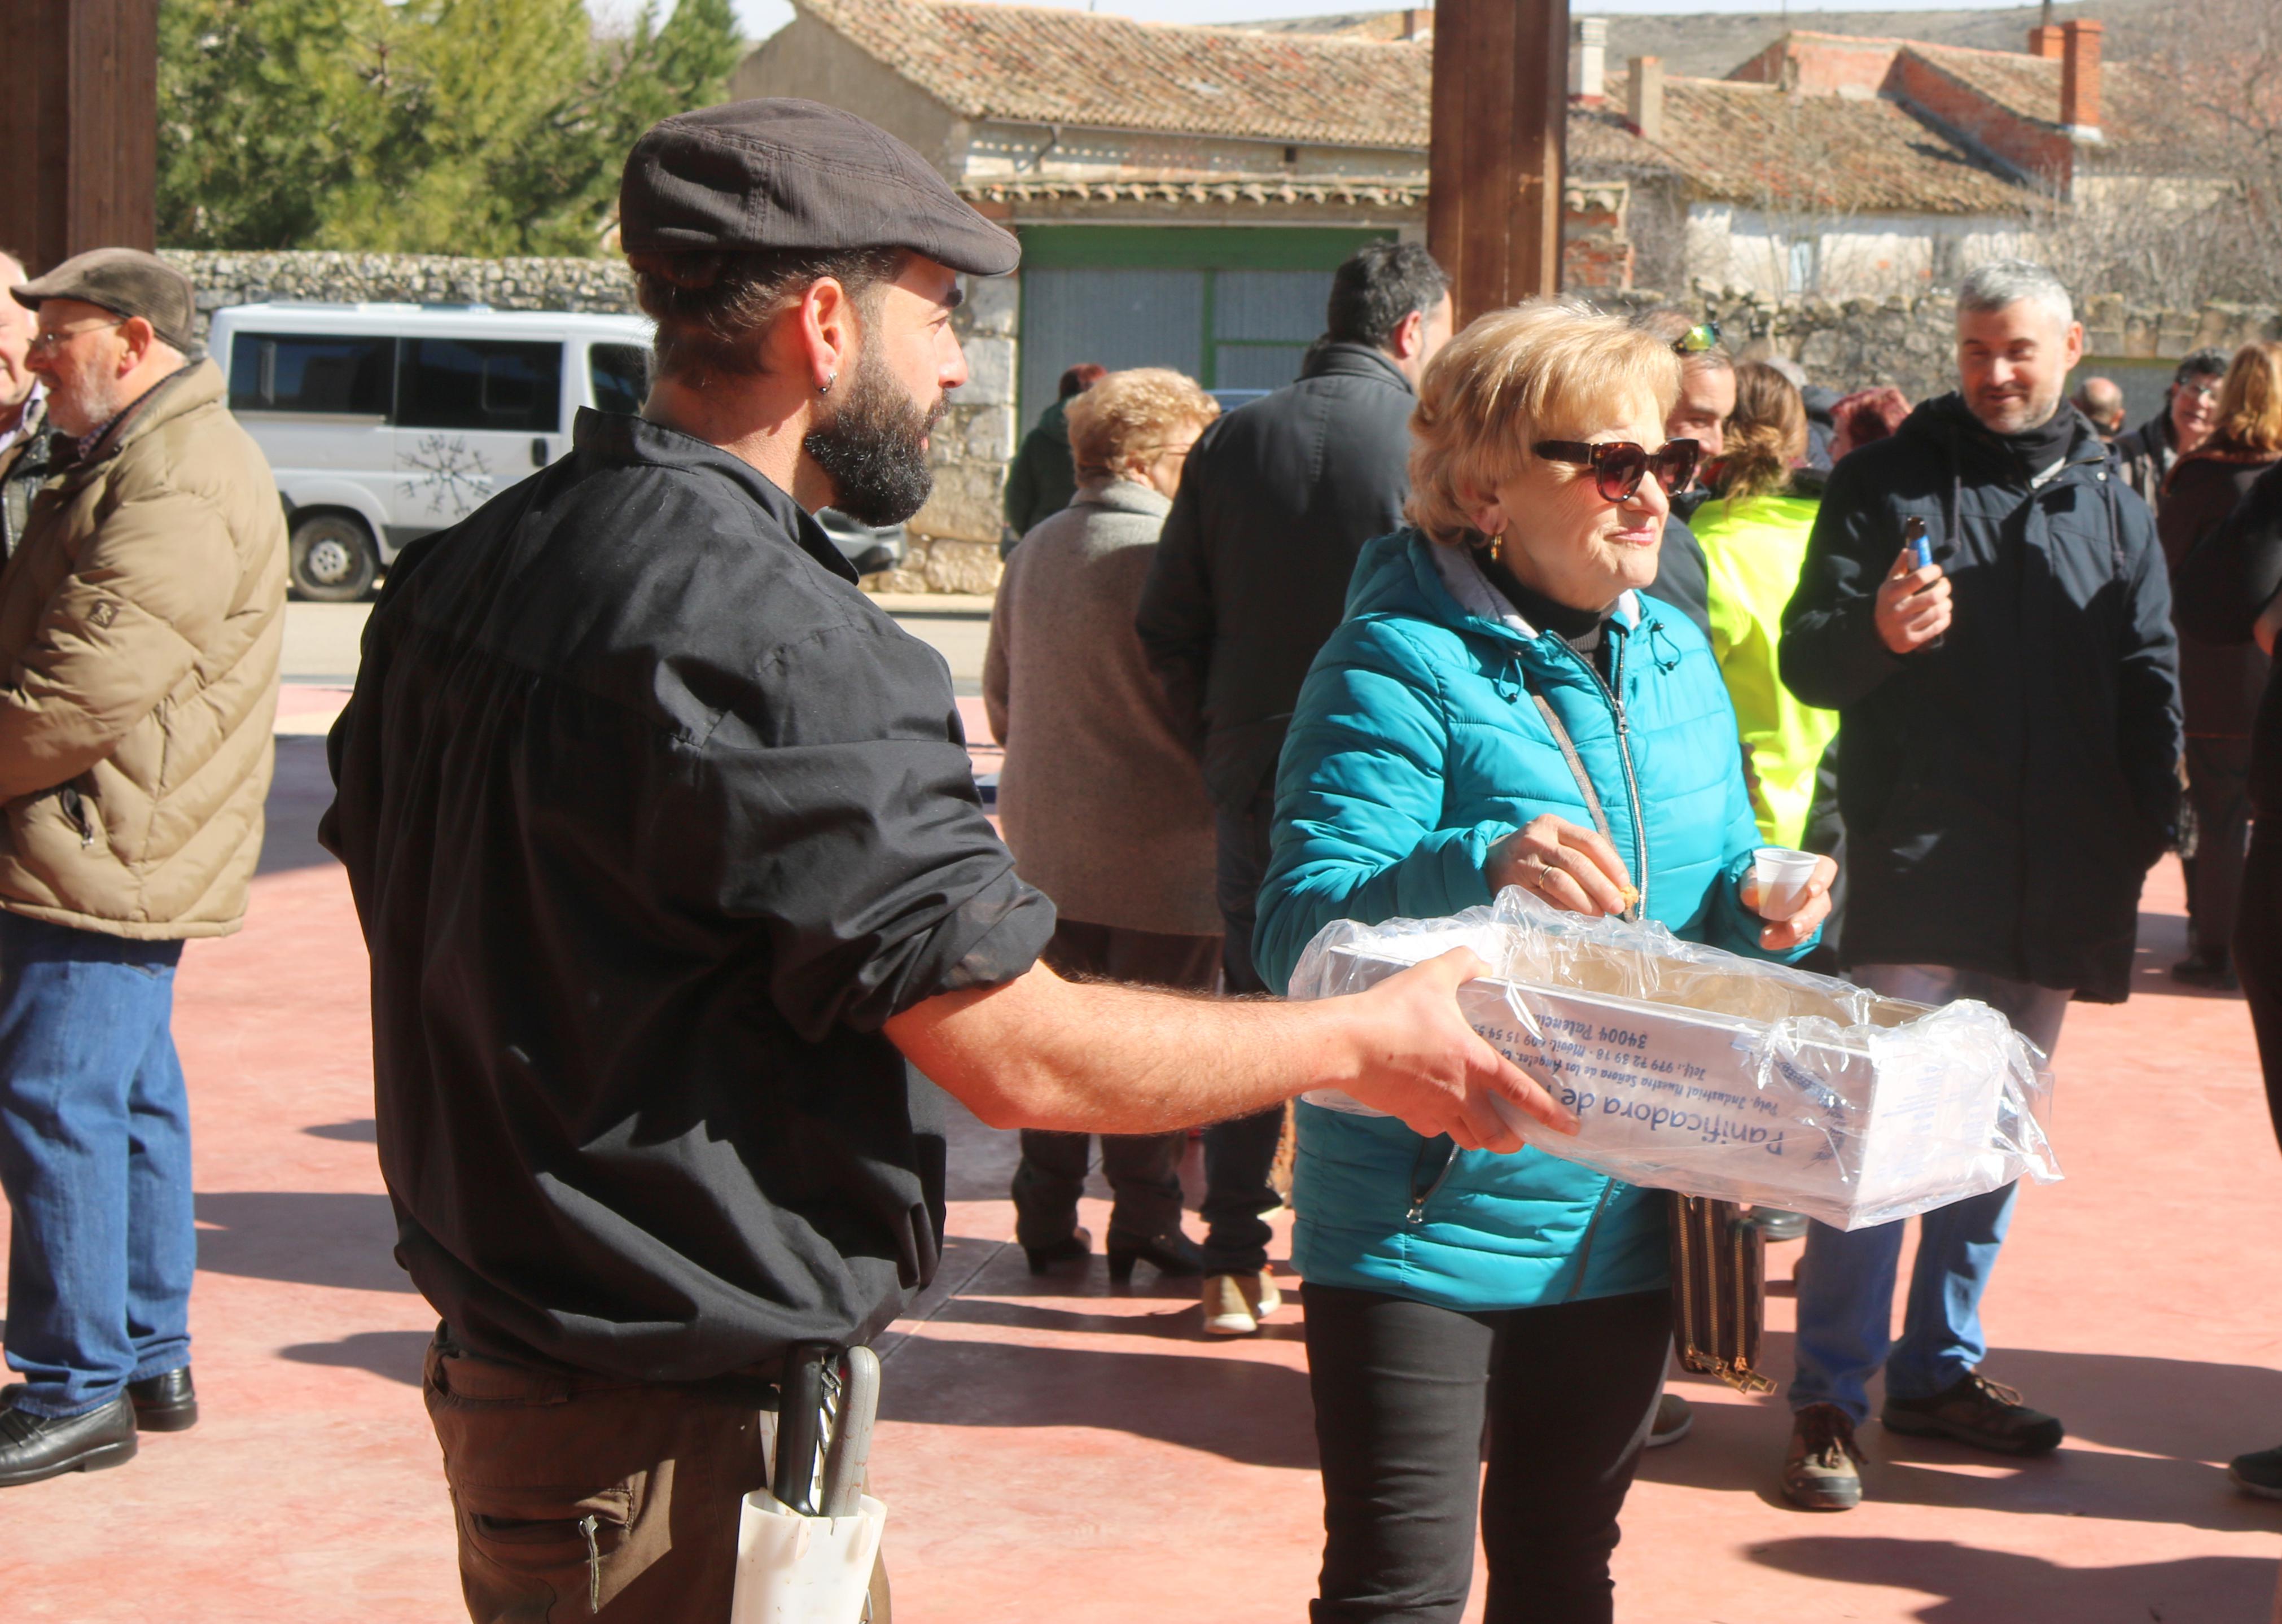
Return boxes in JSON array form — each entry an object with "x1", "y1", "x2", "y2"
[
  {"x1": 0, "y1": 248, "x2": 51, "y2": 560},
  {"x1": 1135, "y1": 241, "x2": 1451, "y2": 1333},
  {"x1": 1000, "y1": 361, "x2": 1102, "y2": 546},
  {"x1": 318, "y1": 103, "x2": 1552, "y2": 1620},
  {"x1": 1777, "y1": 260, "x2": 2180, "y2": 1512},
  {"x1": 2114, "y1": 347, "x2": 2227, "y2": 516}
]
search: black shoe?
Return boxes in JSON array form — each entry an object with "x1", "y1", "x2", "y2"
[
  {"x1": 1023, "y1": 1227, "x2": 1092, "y2": 1276},
  {"x1": 2230, "y1": 1442, "x2": 2282, "y2": 1499},
  {"x1": 128, "y1": 1368, "x2": 198, "y2": 1433},
  {"x1": 1105, "y1": 1228, "x2": 1205, "y2": 1281},
  {"x1": 2172, "y1": 953, "x2": 2240, "y2": 991},
  {"x1": 1882, "y1": 1371, "x2": 2064, "y2": 1456},
  {"x1": 0, "y1": 1394, "x2": 138, "y2": 1487}
]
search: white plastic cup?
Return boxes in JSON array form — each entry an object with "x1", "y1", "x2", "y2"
[
  {"x1": 1752, "y1": 847, "x2": 1821, "y2": 919},
  {"x1": 730, "y1": 1492, "x2": 887, "y2": 1624}
]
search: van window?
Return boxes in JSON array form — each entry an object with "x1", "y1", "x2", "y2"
[
  {"x1": 397, "y1": 339, "x2": 564, "y2": 434},
  {"x1": 229, "y1": 334, "x2": 395, "y2": 417},
  {"x1": 590, "y1": 344, "x2": 650, "y2": 414}
]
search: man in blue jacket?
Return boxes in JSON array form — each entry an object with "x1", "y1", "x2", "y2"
[{"x1": 1779, "y1": 260, "x2": 2181, "y2": 1510}]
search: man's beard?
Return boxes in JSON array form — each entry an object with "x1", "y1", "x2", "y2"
[{"x1": 804, "y1": 349, "x2": 945, "y2": 528}]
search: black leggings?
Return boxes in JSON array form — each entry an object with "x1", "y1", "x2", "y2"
[
  {"x1": 1304, "y1": 1284, "x2": 1673, "y2": 1624},
  {"x1": 2236, "y1": 823, "x2": 2282, "y2": 1154}
]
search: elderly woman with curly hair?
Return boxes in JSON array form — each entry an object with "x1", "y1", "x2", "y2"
[{"x1": 1254, "y1": 302, "x2": 1833, "y2": 1624}]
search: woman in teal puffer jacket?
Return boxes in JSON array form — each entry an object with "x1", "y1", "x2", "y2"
[{"x1": 1255, "y1": 302, "x2": 1833, "y2": 1624}]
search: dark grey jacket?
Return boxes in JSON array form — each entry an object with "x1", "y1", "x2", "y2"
[
  {"x1": 1136, "y1": 342, "x2": 1417, "y2": 811},
  {"x1": 0, "y1": 392, "x2": 54, "y2": 561},
  {"x1": 1781, "y1": 393, "x2": 2181, "y2": 1002}
]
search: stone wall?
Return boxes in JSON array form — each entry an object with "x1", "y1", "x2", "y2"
[{"x1": 1635, "y1": 288, "x2": 2282, "y2": 401}]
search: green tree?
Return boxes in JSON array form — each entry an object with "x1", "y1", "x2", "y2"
[{"x1": 158, "y1": 0, "x2": 745, "y2": 255}]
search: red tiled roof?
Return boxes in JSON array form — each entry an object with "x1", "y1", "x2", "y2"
[
  {"x1": 1901, "y1": 39, "x2": 2177, "y2": 148},
  {"x1": 799, "y1": 0, "x2": 1435, "y2": 148},
  {"x1": 1618, "y1": 71, "x2": 2033, "y2": 215}
]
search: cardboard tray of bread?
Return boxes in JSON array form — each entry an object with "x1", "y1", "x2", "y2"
[{"x1": 1288, "y1": 890, "x2": 2058, "y2": 1231}]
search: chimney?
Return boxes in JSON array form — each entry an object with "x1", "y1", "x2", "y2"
[
  {"x1": 1399, "y1": 7, "x2": 1430, "y2": 41},
  {"x1": 1627, "y1": 54, "x2": 1665, "y2": 143},
  {"x1": 2061, "y1": 19, "x2": 2103, "y2": 138},
  {"x1": 1571, "y1": 18, "x2": 1608, "y2": 102},
  {"x1": 2027, "y1": 24, "x2": 2064, "y2": 58}
]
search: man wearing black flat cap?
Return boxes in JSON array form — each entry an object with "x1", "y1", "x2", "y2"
[{"x1": 321, "y1": 99, "x2": 1564, "y2": 1621}]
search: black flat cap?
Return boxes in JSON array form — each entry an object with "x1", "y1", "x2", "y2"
[
  {"x1": 620, "y1": 99, "x2": 1019, "y2": 277},
  {"x1": 12, "y1": 248, "x2": 198, "y2": 353}
]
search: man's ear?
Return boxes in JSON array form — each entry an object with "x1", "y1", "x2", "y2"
[
  {"x1": 1390, "y1": 308, "x2": 1426, "y2": 363},
  {"x1": 795, "y1": 277, "x2": 860, "y2": 397},
  {"x1": 117, "y1": 316, "x2": 159, "y2": 373}
]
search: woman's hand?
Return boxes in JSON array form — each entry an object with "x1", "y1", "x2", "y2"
[
  {"x1": 1484, "y1": 815, "x2": 1635, "y2": 916},
  {"x1": 1738, "y1": 854, "x2": 1838, "y2": 952}
]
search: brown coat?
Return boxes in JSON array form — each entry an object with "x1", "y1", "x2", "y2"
[{"x1": 0, "y1": 360, "x2": 286, "y2": 938}]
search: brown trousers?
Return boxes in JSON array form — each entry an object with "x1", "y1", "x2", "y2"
[{"x1": 424, "y1": 1334, "x2": 775, "y2": 1623}]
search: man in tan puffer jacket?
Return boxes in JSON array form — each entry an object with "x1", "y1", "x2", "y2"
[{"x1": 0, "y1": 249, "x2": 284, "y2": 1489}]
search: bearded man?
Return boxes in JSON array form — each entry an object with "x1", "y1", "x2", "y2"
[{"x1": 318, "y1": 100, "x2": 1559, "y2": 1622}]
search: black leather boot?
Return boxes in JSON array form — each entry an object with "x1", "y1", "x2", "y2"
[
  {"x1": 0, "y1": 1394, "x2": 138, "y2": 1488},
  {"x1": 129, "y1": 1367, "x2": 199, "y2": 1432}
]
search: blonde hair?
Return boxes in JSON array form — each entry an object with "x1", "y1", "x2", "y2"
[
  {"x1": 1407, "y1": 300, "x2": 1681, "y2": 548},
  {"x1": 1067, "y1": 368, "x2": 1220, "y2": 480},
  {"x1": 2212, "y1": 341, "x2": 2282, "y2": 456},
  {"x1": 1716, "y1": 361, "x2": 1808, "y2": 505}
]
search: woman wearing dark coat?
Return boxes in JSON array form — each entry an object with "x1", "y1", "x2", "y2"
[
  {"x1": 2158, "y1": 341, "x2": 2282, "y2": 988},
  {"x1": 2172, "y1": 354, "x2": 2282, "y2": 1507}
]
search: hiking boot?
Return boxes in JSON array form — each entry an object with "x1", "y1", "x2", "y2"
[
  {"x1": 1201, "y1": 1274, "x2": 1258, "y2": 1336},
  {"x1": 1782, "y1": 1403, "x2": 1863, "y2": 1510},
  {"x1": 2229, "y1": 1443, "x2": 2282, "y2": 1500},
  {"x1": 1882, "y1": 1372, "x2": 2064, "y2": 1455},
  {"x1": 1645, "y1": 1391, "x2": 1693, "y2": 1448}
]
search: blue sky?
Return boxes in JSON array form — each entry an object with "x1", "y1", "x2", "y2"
[{"x1": 728, "y1": 0, "x2": 2012, "y2": 44}]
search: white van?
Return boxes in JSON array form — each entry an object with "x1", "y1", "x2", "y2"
[{"x1": 208, "y1": 303, "x2": 655, "y2": 599}]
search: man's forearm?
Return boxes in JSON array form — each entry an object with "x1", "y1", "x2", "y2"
[
  {"x1": 886, "y1": 951, "x2": 1574, "y2": 1154},
  {"x1": 887, "y1": 962, "x2": 1341, "y2": 1134}
]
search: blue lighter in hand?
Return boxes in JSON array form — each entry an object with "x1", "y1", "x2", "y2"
[{"x1": 1904, "y1": 516, "x2": 1944, "y2": 650}]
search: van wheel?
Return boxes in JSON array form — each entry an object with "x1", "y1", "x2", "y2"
[{"x1": 290, "y1": 513, "x2": 378, "y2": 602}]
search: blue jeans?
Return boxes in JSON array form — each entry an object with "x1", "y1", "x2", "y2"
[
  {"x1": 1789, "y1": 964, "x2": 2071, "y2": 1423},
  {"x1": 0, "y1": 912, "x2": 190, "y2": 1418}
]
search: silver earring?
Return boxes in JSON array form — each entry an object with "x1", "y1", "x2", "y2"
[{"x1": 820, "y1": 372, "x2": 835, "y2": 396}]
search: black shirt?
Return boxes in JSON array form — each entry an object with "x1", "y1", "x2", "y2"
[{"x1": 321, "y1": 410, "x2": 1055, "y2": 1381}]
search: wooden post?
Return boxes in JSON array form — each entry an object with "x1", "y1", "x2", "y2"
[
  {"x1": 1427, "y1": 0, "x2": 1571, "y2": 326},
  {"x1": 0, "y1": 0, "x2": 159, "y2": 274}
]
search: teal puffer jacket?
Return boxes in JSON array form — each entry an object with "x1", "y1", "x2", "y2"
[{"x1": 1255, "y1": 529, "x2": 1813, "y2": 1312}]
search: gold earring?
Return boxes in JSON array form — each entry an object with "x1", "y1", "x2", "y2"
[{"x1": 1490, "y1": 529, "x2": 1505, "y2": 564}]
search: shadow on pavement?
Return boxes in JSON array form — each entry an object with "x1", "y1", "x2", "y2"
[
  {"x1": 304, "y1": 1118, "x2": 378, "y2": 1143},
  {"x1": 1747, "y1": 1537, "x2": 2273, "y2": 1623},
  {"x1": 880, "y1": 1336, "x2": 1319, "y2": 1470},
  {"x1": 279, "y1": 1328, "x2": 431, "y2": 1387},
  {"x1": 257, "y1": 736, "x2": 341, "y2": 876},
  {"x1": 2129, "y1": 906, "x2": 2249, "y2": 1002},
  {"x1": 194, "y1": 1190, "x2": 411, "y2": 1294}
]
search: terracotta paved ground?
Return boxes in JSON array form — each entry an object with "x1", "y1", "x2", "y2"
[{"x1": 3, "y1": 715, "x2": 2281, "y2": 1621}]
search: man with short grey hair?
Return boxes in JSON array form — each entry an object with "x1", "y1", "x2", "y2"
[
  {"x1": 0, "y1": 249, "x2": 50, "y2": 557},
  {"x1": 1778, "y1": 258, "x2": 2180, "y2": 1511}
]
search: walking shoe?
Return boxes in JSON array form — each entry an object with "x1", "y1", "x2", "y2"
[
  {"x1": 1782, "y1": 1403, "x2": 1864, "y2": 1510},
  {"x1": 2172, "y1": 953, "x2": 2240, "y2": 991},
  {"x1": 1201, "y1": 1274, "x2": 1258, "y2": 1336},
  {"x1": 0, "y1": 1394, "x2": 138, "y2": 1488},
  {"x1": 2229, "y1": 1443, "x2": 2282, "y2": 1499},
  {"x1": 1882, "y1": 1372, "x2": 2064, "y2": 1455},
  {"x1": 1645, "y1": 1391, "x2": 1693, "y2": 1448},
  {"x1": 128, "y1": 1367, "x2": 198, "y2": 1433}
]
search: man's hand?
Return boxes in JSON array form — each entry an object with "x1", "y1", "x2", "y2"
[
  {"x1": 1875, "y1": 545, "x2": 1951, "y2": 654},
  {"x1": 1738, "y1": 854, "x2": 1838, "y2": 952},
  {"x1": 1334, "y1": 948, "x2": 1579, "y2": 1153},
  {"x1": 1484, "y1": 815, "x2": 1634, "y2": 916}
]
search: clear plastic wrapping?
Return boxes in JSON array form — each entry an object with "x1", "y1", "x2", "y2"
[{"x1": 1287, "y1": 890, "x2": 2060, "y2": 1231}]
